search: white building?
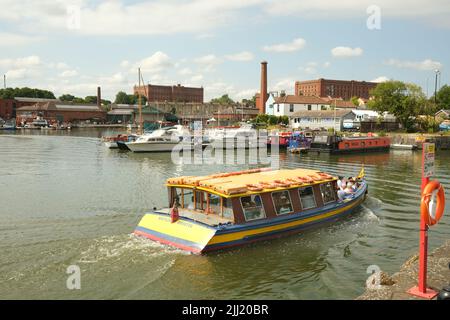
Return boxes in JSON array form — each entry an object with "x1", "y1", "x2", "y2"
[
  {"x1": 268, "y1": 95, "x2": 332, "y2": 117},
  {"x1": 290, "y1": 110, "x2": 353, "y2": 131}
]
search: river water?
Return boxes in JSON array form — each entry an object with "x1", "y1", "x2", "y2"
[{"x1": 1, "y1": 129, "x2": 449, "y2": 299}]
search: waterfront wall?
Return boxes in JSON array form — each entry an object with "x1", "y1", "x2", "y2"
[{"x1": 388, "y1": 133, "x2": 450, "y2": 149}]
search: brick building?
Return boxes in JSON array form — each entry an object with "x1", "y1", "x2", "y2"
[
  {"x1": 134, "y1": 84, "x2": 204, "y2": 103},
  {"x1": 16, "y1": 102, "x2": 106, "y2": 124},
  {"x1": 295, "y1": 79, "x2": 378, "y2": 100},
  {"x1": 0, "y1": 97, "x2": 58, "y2": 120}
]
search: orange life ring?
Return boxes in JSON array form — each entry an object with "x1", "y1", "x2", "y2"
[
  {"x1": 246, "y1": 184, "x2": 263, "y2": 192},
  {"x1": 421, "y1": 180, "x2": 445, "y2": 226},
  {"x1": 273, "y1": 180, "x2": 291, "y2": 188}
]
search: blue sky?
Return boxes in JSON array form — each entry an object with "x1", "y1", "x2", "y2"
[{"x1": 0, "y1": 0, "x2": 449, "y2": 101}]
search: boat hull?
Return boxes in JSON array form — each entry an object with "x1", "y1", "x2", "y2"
[
  {"x1": 127, "y1": 142, "x2": 179, "y2": 152},
  {"x1": 135, "y1": 182, "x2": 368, "y2": 254}
]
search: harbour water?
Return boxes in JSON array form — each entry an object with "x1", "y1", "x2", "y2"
[{"x1": 1, "y1": 130, "x2": 449, "y2": 299}]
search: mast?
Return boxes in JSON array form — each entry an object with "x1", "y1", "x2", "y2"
[{"x1": 138, "y1": 68, "x2": 143, "y2": 135}]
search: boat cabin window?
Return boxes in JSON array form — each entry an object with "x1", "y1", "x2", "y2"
[
  {"x1": 271, "y1": 190, "x2": 293, "y2": 215},
  {"x1": 240, "y1": 195, "x2": 266, "y2": 221},
  {"x1": 208, "y1": 194, "x2": 221, "y2": 214},
  {"x1": 222, "y1": 198, "x2": 233, "y2": 219},
  {"x1": 299, "y1": 186, "x2": 317, "y2": 210},
  {"x1": 183, "y1": 189, "x2": 195, "y2": 209},
  {"x1": 320, "y1": 182, "x2": 336, "y2": 204}
]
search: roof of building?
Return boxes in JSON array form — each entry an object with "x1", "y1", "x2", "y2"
[
  {"x1": 107, "y1": 109, "x2": 134, "y2": 116},
  {"x1": 274, "y1": 95, "x2": 329, "y2": 105},
  {"x1": 16, "y1": 102, "x2": 104, "y2": 112},
  {"x1": 291, "y1": 110, "x2": 352, "y2": 118},
  {"x1": 166, "y1": 168, "x2": 335, "y2": 197},
  {"x1": 351, "y1": 110, "x2": 379, "y2": 117},
  {"x1": 14, "y1": 97, "x2": 58, "y2": 102},
  {"x1": 295, "y1": 78, "x2": 377, "y2": 85}
]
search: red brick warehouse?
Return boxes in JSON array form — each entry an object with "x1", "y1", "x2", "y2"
[{"x1": 295, "y1": 78, "x2": 377, "y2": 100}]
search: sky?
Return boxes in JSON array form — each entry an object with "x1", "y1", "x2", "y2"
[{"x1": 0, "y1": 0, "x2": 449, "y2": 102}]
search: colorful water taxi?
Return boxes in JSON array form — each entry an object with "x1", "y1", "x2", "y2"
[{"x1": 134, "y1": 167, "x2": 367, "y2": 254}]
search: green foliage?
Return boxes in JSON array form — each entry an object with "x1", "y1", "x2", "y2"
[
  {"x1": 0, "y1": 87, "x2": 56, "y2": 99},
  {"x1": 241, "y1": 95, "x2": 256, "y2": 107},
  {"x1": 350, "y1": 96, "x2": 359, "y2": 107},
  {"x1": 114, "y1": 91, "x2": 131, "y2": 104},
  {"x1": 436, "y1": 85, "x2": 450, "y2": 110},
  {"x1": 59, "y1": 94, "x2": 76, "y2": 101},
  {"x1": 368, "y1": 80, "x2": 426, "y2": 132},
  {"x1": 211, "y1": 94, "x2": 234, "y2": 105},
  {"x1": 268, "y1": 115, "x2": 278, "y2": 125},
  {"x1": 377, "y1": 130, "x2": 387, "y2": 137},
  {"x1": 84, "y1": 96, "x2": 98, "y2": 104},
  {"x1": 255, "y1": 114, "x2": 269, "y2": 124}
]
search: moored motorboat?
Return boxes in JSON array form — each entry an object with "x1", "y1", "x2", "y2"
[
  {"x1": 126, "y1": 125, "x2": 192, "y2": 152},
  {"x1": 102, "y1": 134, "x2": 130, "y2": 149},
  {"x1": 134, "y1": 167, "x2": 367, "y2": 254}
]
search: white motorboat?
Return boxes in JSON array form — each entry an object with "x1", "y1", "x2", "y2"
[
  {"x1": 205, "y1": 124, "x2": 261, "y2": 149},
  {"x1": 126, "y1": 125, "x2": 193, "y2": 152}
]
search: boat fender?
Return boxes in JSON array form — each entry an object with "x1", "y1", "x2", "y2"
[
  {"x1": 421, "y1": 181, "x2": 445, "y2": 226},
  {"x1": 246, "y1": 184, "x2": 263, "y2": 192}
]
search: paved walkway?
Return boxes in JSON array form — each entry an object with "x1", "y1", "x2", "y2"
[{"x1": 358, "y1": 240, "x2": 450, "y2": 300}]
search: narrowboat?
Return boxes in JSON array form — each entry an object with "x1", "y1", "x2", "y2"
[
  {"x1": 134, "y1": 167, "x2": 367, "y2": 254},
  {"x1": 267, "y1": 131, "x2": 292, "y2": 148},
  {"x1": 310, "y1": 134, "x2": 390, "y2": 153}
]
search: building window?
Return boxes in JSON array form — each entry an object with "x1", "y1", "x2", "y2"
[
  {"x1": 277, "y1": 104, "x2": 280, "y2": 112},
  {"x1": 240, "y1": 195, "x2": 266, "y2": 221},
  {"x1": 299, "y1": 186, "x2": 316, "y2": 210},
  {"x1": 321, "y1": 105, "x2": 327, "y2": 110},
  {"x1": 289, "y1": 104, "x2": 294, "y2": 112},
  {"x1": 320, "y1": 182, "x2": 336, "y2": 204},
  {"x1": 271, "y1": 191, "x2": 293, "y2": 215},
  {"x1": 308, "y1": 105, "x2": 312, "y2": 111}
]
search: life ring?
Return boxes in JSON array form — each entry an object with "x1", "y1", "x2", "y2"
[
  {"x1": 318, "y1": 172, "x2": 333, "y2": 180},
  {"x1": 421, "y1": 180, "x2": 445, "y2": 226},
  {"x1": 246, "y1": 184, "x2": 263, "y2": 192},
  {"x1": 273, "y1": 180, "x2": 291, "y2": 188}
]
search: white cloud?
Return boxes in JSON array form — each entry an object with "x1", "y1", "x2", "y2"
[
  {"x1": 371, "y1": 76, "x2": 390, "y2": 83},
  {"x1": 299, "y1": 62, "x2": 318, "y2": 75},
  {"x1": 178, "y1": 68, "x2": 193, "y2": 76},
  {"x1": 131, "y1": 51, "x2": 173, "y2": 74},
  {"x1": 0, "y1": 0, "x2": 264, "y2": 36},
  {"x1": 120, "y1": 60, "x2": 130, "y2": 68},
  {"x1": 5, "y1": 68, "x2": 27, "y2": 79},
  {"x1": 323, "y1": 61, "x2": 331, "y2": 68},
  {"x1": 265, "y1": 0, "x2": 450, "y2": 25},
  {"x1": 384, "y1": 58, "x2": 442, "y2": 71},
  {"x1": 194, "y1": 54, "x2": 223, "y2": 72},
  {"x1": 331, "y1": 46, "x2": 363, "y2": 58},
  {"x1": 225, "y1": 51, "x2": 254, "y2": 61},
  {"x1": 270, "y1": 78, "x2": 296, "y2": 93},
  {"x1": 0, "y1": 55, "x2": 41, "y2": 69},
  {"x1": 235, "y1": 88, "x2": 257, "y2": 100},
  {"x1": 263, "y1": 38, "x2": 306, "y2": 53},
  {"x1": 0, "y1": 32, "x2": 42, "y2": 46},
  {"x1": 59, "y1": 69, "x2": 78, "y2": 78}
]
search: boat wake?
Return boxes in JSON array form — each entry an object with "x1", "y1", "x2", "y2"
[{"x1": 78, "y1": 233, "x2": 188, "y2": 264}]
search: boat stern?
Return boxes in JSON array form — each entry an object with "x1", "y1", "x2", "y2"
[{"x1": 134, "y1": 212, "x2": 217, "y2": 254}]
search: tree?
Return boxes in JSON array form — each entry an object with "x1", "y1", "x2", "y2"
[
  {"x1": 255, "y1": 114, "x2": 269, "y2": 124},
  {"x1": 368, "y1": 80, "x2": 425, "y2": 132},
  {"x1": 268, "y1": 115, "x2": 278, "y2": 125},
  {"x1": 211, "y1": 94, "x2": 234, "y2": 105},
  {"x1": 241, "y1": 95, "x2": 257, "y2": 107},
  {"x1": 351, "y1": 96, "x2": 360, "y2": 107},
  {"x1": 436, "y1": 85, "x2": 450, "y2": 110},
  {"x1": 114, "y1": 91, "x2": 130, "y2": 104},
  {"x1": 0, "y1": 87, "x2": 56, "y2": 99},
  {"x1": 84, "y1": 96, "x2": 98, "y2": 104},
  {"x1": 59, "y1": 94, "x2": 76, "y2": 101}
]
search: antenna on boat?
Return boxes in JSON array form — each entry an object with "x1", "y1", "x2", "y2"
[{"x1": 138, "y1": 68, "x2": 143, "y2": 135}]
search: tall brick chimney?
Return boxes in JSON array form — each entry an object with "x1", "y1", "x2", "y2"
[
  {"x1": 97, "y1": 86, "x2": 101, "y2": 108},
  {"x1": 259, "y1": 61, "x2": 268, "y2": 114}
]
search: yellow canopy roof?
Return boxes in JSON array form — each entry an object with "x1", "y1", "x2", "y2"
[{"x1": 167, "y1": 168, "x2": 335, "y2": 196}]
